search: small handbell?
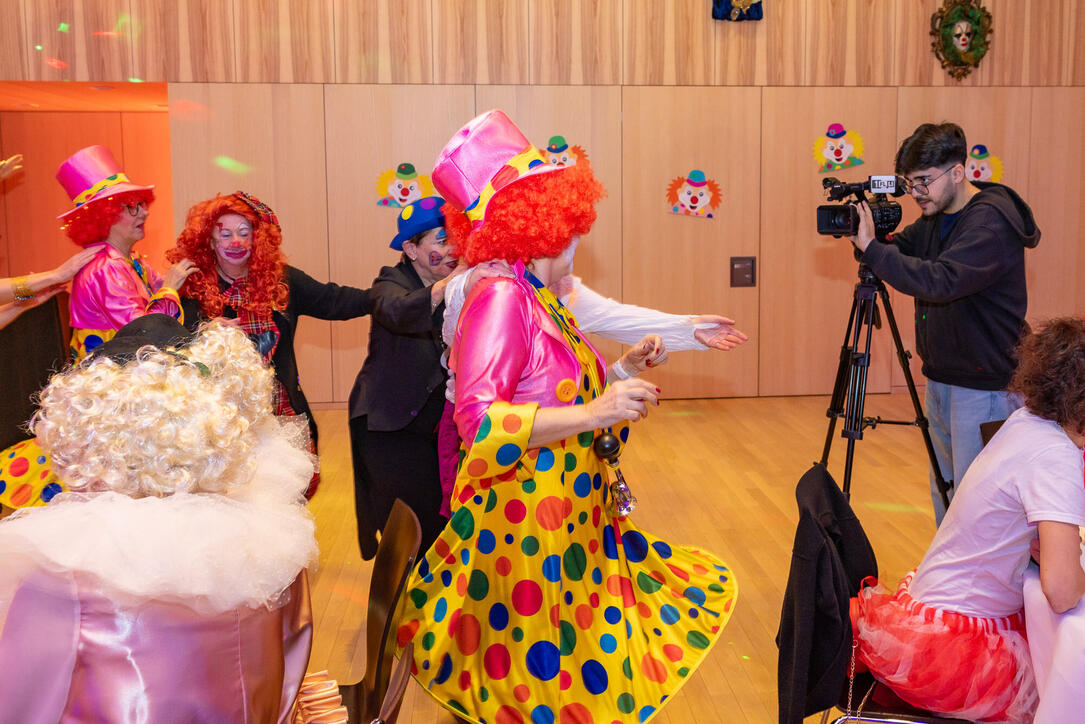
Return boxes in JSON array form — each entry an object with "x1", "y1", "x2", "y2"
[{"x1": 593, "y1": 431, "x2": 638, "y2": 517}]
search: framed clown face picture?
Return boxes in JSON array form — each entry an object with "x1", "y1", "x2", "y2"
[{"x1": 930, "y1": 0, "x2": 993, "y2": 80}]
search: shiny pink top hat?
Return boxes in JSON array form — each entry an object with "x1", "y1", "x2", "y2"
[
  {"x1": 56, "y1": 145, "x2": 154, "y2": 219},
  {"x1": 432, "y1": 110, "x2": 558, "y2": 229}
]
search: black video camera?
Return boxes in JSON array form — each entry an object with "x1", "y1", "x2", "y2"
[{"x1": 816, "y1": 175, "x2": 905, "y2": 240}]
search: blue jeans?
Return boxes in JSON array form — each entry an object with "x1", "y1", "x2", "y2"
[{"x1": 924, "y1": 380, "x2": 1021, "y2": 525}]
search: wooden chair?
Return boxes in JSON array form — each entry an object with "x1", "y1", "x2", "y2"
[
  {"x1": 339, "y1": 499, "x2": 421, "y2": 724},
  {"x1": 368, "y1": 641, "x2": 414, "y2": 724}
]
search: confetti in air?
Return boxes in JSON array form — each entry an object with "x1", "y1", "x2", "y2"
[
  {"x1": 214, "y1": 156, "x2": 252, "y2": 175},
  {"x1": 57, "y1": 22, "x2": 69, "y2": 32},
  {"x1": 44, "y1": 57, "x2": 68, "y2": 70}
]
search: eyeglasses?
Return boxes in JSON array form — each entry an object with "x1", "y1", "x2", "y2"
[
  {"x1": 903, "y1": 166, "x2": 957, "y2": 195},
  {"x1": 123, "y1": 200, "x2": 149, "y2": 216}
]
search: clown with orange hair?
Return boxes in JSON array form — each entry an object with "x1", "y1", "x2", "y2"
[
  {"x1": 397, "y1": 110, "x2": 737, "y2": 724},
  {"x1": 58, "y1": 145, "x2": 197, "y2": 360},
  {"x1": 168, "y1": 191, "x2": 373, "y2": 497},
  {"x1": 544, "y1": 135, "x2": 590, "y2": 170},
  {"x1": 667, "y1": 169, "x2": 722, "y2": 217}
]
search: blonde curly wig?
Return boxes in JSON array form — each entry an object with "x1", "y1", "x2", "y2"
[{"x1": 32, "y1": 322, "x2": 274, "y2": 498}]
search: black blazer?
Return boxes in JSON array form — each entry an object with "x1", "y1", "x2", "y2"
[
  {"x1": 348, "y1": 256, "x2": 446, "y2": 431},
  {"x1": 776, "y1": 464, "x2": 878, "y2": 724},
  {"x1": 182, "y1": 265, "x2": 372, "y2": 441}
]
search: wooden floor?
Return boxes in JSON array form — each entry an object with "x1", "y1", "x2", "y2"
[{"x1": 306, "y1": 394, "x2": 941, "y2": 724}]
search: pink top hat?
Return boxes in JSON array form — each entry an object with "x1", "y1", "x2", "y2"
[
  {"x1": 56, "y1": 145, "x2": 154, "y2": 220},
  {"x1": 432, "y1": 110, "x2": 558, "y2": 230}
]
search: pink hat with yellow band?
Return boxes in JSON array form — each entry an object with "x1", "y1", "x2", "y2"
[
  {"x1": 432, "y1": 110, "x2": 558, "y2": 229},
  {"x1": 55, "y1": 145, "x2": 154, "y2": 220}
]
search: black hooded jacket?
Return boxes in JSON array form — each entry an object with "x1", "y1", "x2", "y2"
[{"x1": 862, "y1": 181, "x2": 1040, "y2": 390}]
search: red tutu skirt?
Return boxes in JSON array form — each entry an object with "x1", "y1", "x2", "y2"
[{"x1": 850, "y1": 571, "x2": 1037, "y2": 723}]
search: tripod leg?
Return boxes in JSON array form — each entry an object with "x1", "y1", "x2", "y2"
[
  {"x1": 821, "y1": 295, "x2": 861, "y2": 466},
  {"x1": 840, "y1": 288, "x2": 877, "y2": 497},
  {"x1": 877, "y1": 284, "x2": 952, "y2": 511}
]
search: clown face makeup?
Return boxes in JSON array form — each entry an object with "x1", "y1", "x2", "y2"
[
  {"x1": 953, "y1": 21, "x2": 973, "y2": 53},
  {"x1": 405, "y1": 227, "x2": 456, "y2": 285},
  {"x1": 212, "y1": 213, "x2": 253, "y2": 277}
]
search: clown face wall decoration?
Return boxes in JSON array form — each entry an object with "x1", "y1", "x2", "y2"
[
  {"x1": 544, "y1": 136, "x2": 589, "y2": 169},
  {"x1": 931, "y1": 0, "x2": 992, "y2": 80},
  {"x1": 666, "y1": 170, "x2": 722, "y2": 219},
  {"x1": 965, "y1": 144, "x2": 1003, "y2": 183},
  {"x1": 814, "y1": 124, "x2": 865, "y2": 173},
  {"x1": 375, "y1": 162, "x2": 436, "y2": 208}
]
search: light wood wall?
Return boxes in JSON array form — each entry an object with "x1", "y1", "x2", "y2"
[{"x1": 5, "y1": 1, "x2": 1085, "y2": 403}]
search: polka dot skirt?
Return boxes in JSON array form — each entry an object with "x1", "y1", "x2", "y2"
[
  {"x1": 399, "y1": 288, "x2": 737, "y2": 724},
  {"x1": 0, "y1": 438, "x2": 64, "y2": 509}
]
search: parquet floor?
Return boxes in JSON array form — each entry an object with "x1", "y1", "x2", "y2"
[{"x1": 305, "y1": 394, "x2": 940, "y2": 724}]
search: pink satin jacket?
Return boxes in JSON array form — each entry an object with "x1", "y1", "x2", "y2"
[
  {"x1": 0, "y1": 569, "x2": 312, "y2": 724},
  {"x1": 68, "y1": 242, "x2": 179, "y2": 330},
  {"x1": 450, "y1": 261, "x2": 607, "y2": 444}
]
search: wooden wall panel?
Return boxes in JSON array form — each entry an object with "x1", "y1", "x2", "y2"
[
  {"x1": 334, "y1": 0, "x2": 432, "y2": 84},
  {"x1": 168, "y1": 83, "x2": 333, "y2": 401},
  {"x1": 130, "y1": 0, "x2": 236, "y2": 82},
  {"x1": 760, "y1": 87, "x2": 899, "y2": 397},
  {"x1": 323, "y1": 85, "x2": 475, "y2": 402},
  {"x1": 119, "y1": 111, "x2": 172, "y2": 270},
  {"x1": 477, "y1": 85, "x2": 623, "y2": 362},
  {"x1": 0, "y1": 1, "x2": 29, "y2": 81},
  {"x1": 234, "y1": 0, "x2": 335, "y2": 83},
  {"x1": 713, "y1": 0, "x2": 806, "y2": 86},
  {"x1": 622, "y1": 87, "x2": 759, "y2": 398},
  {"x1": 892, "y1": 86, "x2": 1033, "y2": 387},
  {"x1": 807, "y1": 0, "x2": 896, "y2": 86},
  {"x1": 529, "y1": 0, "x2": 622, "y2": 85},
  {"x1": 623, "y1": 0, "x2": 713, "y2": 86},
  {"x1": 1025, "y1": 88, "x2": 1085, "y2": 321},
  {"x1": 0, "y1": 111, "x2": 124, "y2": 277},
  {"x1": 22, "y1": 0, "x2": 131, "y2": 82},
  {"x1": 434, "y1": 0, "x2": 530, "y2": 84}
]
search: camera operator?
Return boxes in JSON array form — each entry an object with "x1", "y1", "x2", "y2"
[{"x1": 850, "y1": 122, "x2": 1040, "y2": 525}]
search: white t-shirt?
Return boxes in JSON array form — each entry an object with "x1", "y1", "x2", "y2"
[{"x1": 909, "y1": 407, "x2": 1085, "y2": 619}]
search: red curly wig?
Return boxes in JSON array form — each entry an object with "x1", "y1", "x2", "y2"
[
  {"x1": 166, "y1": 194, "x2": 289, "y2": 317},
  {"x1": 62, "y1": 189, "x2": 156, "y2": 246},
  {"x1": 443, "y1": 162, "x2": 605, "y2": 266}
]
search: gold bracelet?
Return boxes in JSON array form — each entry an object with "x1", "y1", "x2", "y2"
[{"x1": 12, "y1": 276, "x2": 35, "y2": 305}]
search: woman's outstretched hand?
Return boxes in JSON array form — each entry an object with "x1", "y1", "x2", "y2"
[{"x1": 587, "y1": 378, "x2": 660, "y2": 427}]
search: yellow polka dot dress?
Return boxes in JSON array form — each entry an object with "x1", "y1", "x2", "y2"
[{"x1": 398, "y1": 272, "x2": 737, "y2": 724}]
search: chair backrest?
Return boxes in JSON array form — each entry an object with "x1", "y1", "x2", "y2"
[
  {"x1": 362, "y1": 498, "x2": 421, "y2": 721},
  {"x1": 369, "y1": 641, "x2": 413, "y2": 724},
  {"x1": 0, "y1": 293, "x2": 69, "y2": 450}
]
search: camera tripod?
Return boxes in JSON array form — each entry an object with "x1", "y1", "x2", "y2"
[{"x1": 819, "y1": 257, "x2": 951, "y2": 508}]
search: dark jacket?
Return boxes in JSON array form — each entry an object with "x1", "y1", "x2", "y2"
[
  {"x1": 347, "y1": 256, "x2": 446, "y2": 431},
  {"x1": 777, "y1": 464, "x2": 878, "y2": 724},
  {"x1": 182, "y1": 265, "x2": 372, "y2": 441},
  {"x1": 862, "y1": 182, "x2": 1040, "y2": 390}
]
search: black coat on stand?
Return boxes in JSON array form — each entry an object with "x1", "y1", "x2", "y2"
[{"x1": 776, "y1": 464, "x2": 878, "y2": 724}]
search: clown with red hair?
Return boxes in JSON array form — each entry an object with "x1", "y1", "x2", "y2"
[
  {"x1": 58, "y1": 145, "x2": 197, "y2": 360},
  {"x1": 168, "y1": 192, "x2": 373, "y2": 498},
  {"x1": 397, "y1": 110, "x2": 737, "y2": 723}
]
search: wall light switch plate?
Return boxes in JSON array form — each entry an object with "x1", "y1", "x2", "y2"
[{"x1": 730, "y1": 256, "x2": 756, "y2": 287}]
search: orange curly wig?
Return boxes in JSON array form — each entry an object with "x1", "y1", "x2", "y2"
[
  {"x1": 62, "y1": 189, "x2": 156, "y2": 246},
  {"x1": 444, "y1": 162, "x2": 605, "y2": 266},
  {"x1": 167, "y1": 194, "x2": 289, "y2": 317}
]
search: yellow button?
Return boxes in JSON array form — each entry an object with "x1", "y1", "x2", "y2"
[{"x1": 555, "y1": 378, "x2": 577, "y2": 402}]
